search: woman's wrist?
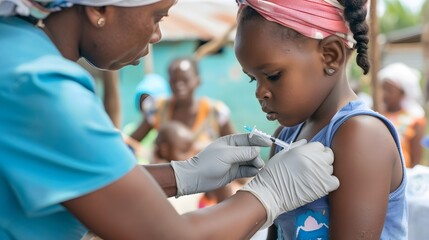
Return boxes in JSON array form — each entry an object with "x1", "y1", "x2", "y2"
[{"x1": 143, "y1": 163, "x2": 177, "y2": 197}]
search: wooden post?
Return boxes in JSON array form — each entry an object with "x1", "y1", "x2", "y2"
[
  {"x1": 422, "y1": 23, "x2": 429, "y2": 110},
  {"x1": 369, "y1": 0, "x2": 382, "y2": 111},
  {"x1": 143, "y1": 44, "x2": 154, "y2": 74},
  {"x1": 193, "y1": 23, "x2": 237, "y2": 61},
  {"x1": 102, "y1": 71, "x2": 122, "y2": 128}
]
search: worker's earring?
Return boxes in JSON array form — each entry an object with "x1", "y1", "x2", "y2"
[
  {"x1": 97, "y1": 18, "x2": 106, "y2": 27},
  {"x1": 36, "y1": 20, "x2": 45, "y2": 28},
  {"x1": 325, "y1": 68, "x2": 336, "y2": 76}
]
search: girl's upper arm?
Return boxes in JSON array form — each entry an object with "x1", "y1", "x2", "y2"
[{"x1": 328, "y1": 115, "x2": 399, "y2": 239}]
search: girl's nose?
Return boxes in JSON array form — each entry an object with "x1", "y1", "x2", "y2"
[{"x1": 255, "y1": 82, "x2": 271, "y2": 100}]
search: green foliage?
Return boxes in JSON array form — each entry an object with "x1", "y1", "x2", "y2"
[
  {"x1": 379, "y1": 0, "x2": 421, "y2": 33},
  {"x1": 422, "y1": 0, "x2": 429, "y2": 23}
]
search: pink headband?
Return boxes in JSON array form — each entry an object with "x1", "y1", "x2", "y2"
[{"x1": 238, "y1": 0, "x2": 356, "y2": 49}]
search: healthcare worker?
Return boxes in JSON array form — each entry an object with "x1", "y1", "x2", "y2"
[{"x1": 0, "y1": 0, "x2": 339, "y2": 239}]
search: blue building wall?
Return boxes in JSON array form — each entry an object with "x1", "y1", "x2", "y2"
[{"x1": 118, "y1": 41, "x2": 279, "y2": 159}]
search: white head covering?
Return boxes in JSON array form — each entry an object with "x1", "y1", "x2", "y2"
[
  {"x1": 378, "y1": 62, "x2": 424, "y2": 117},
  {"x1": 0, "y1": 0, "x2": 162, "y2": 19}
]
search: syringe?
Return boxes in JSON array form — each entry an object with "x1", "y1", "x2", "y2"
[{"x1": 244, "y1": 125, "x2": 290, "y2": 150}]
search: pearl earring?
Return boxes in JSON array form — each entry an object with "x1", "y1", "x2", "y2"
[
  {"x1": 325, "y1": 68, "x2": 336, "y2": 76},
  {"x1": 36, "y1": 20, "x2": 45, "y2": 28},
  {"x1": 97, "y1": 18, "x2": 106, "y2": 27}
]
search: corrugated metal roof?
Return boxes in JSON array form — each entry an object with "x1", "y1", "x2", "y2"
[
  {"x1": 383, "y1": 24, "x2": 423, "y2": 44},
  {"x1": 159, "y1": 0, "x2": 238, "y2": 41}
]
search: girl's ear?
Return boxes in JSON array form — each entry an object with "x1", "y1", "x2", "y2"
[{"x1": 319, "y1": 35, "x2": 346, "y2": 75}]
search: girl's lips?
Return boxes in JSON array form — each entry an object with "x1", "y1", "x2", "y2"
[{"x1": 266, "y1": 112, "x2": 278, "y2": 121}]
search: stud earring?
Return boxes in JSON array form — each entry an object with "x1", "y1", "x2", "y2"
[
  {"x1": 97, "y1": 18, "x2": 106, "y2": 27},
  {"x1": 36, "y1": 20, "x2": 45, "y2": 28},
  {"x1": 325, "y1": 68, "x2": 336, "y2": 76}
]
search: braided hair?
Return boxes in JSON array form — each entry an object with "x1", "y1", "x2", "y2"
[{"x1": 339, "y1": 0, "x2": 370, "y2": 74}]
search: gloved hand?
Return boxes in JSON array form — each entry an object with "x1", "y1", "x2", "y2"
[
  {"x1": 240, "y1": 140, "x2": 340, "y2": 229},
  {"x1": 171, "y1": 133, "x2": 272, "y2": 197}
]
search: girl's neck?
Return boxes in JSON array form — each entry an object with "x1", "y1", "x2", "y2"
[{"x1": 302, "y1": 74, "x2": 356, "y2": 139}]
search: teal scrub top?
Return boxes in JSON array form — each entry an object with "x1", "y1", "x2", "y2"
[{"x1": 0, "y1": 17, "x2": 136, "y2": 239}]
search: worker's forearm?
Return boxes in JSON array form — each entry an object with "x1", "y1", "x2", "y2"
[
  {"x1": 181, "y1": 191, "x2": 267, "y2": 240},
  {"x1": 142, "y1": 164, "x2": 267, "y2": 239},
  {"x1": 143, "y1": 163, "x2": 177, "y2": 197}
]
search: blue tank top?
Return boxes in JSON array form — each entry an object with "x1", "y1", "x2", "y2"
[{"x1": 273, "y1": 101, "x2": 408, "y2": 240}]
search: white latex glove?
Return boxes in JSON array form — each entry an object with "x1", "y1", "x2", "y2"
[
  {"x1": 171, "y1": 133, "x2": 272, "y2": 197},
  {"x1": 240, "y1": 140, "x2": 340, "y2": 229}
]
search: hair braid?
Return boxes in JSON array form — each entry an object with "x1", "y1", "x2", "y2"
[{"x1": 340, "y1": 0, "x2": 370, "y2": 74}]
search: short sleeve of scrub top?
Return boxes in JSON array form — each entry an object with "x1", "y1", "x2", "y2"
[{"x1": 0, "y1": 56, "x2": 136, "y2": 216}]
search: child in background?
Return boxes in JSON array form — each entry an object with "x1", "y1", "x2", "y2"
[
  {"x1": 378, "y1": 62, "x2": 426, "y2": 168},
  {"x1": 235, "y1": 0, "x2": 407, "y2": 239},
  {"x1": 152, "y1": 121, "x2": 195, "y2": 164}
]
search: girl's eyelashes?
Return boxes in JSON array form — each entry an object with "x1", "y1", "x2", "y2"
[
  {"x1": 248, "y1": 76, "x2": 256, "y2": 83},
  {"x1": 267, "y1": 72, "x2": 281, "y2": 81},
  {"x1": 244, "y1": 71, "x2": 281, "y2": 83}
]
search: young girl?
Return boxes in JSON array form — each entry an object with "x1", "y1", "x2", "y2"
[{"x1": 236, "y1": 0, "x2": 407, "y2": 239}]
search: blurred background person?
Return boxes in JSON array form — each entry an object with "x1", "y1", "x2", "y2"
[
  {"x1": 130, "y1": 56, "x2": 238, "y2": 207},
  {"x1": 152, "y1": 121, "x2": 195, "y2": 165},
  {"x1": 134, "y1": 73, "x2": 171, "y2": 114},
  {"x1": 124, "y1": 73, "x2": 171, "y2": 163},
  {"x1": 378, "y1": 62, "x2": 426, "y2": 168},
  {"x1": 130, "y1": 57, "x2": 234, "y2": 150}
]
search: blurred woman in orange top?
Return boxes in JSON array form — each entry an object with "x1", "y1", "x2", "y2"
[{"x1": 379, "y1": 63, "x2": 426, "y2": 168}]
